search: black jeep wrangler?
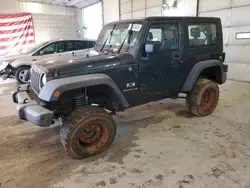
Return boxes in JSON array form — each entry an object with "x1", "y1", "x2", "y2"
[{"x1": 12, "y1": 17, "x2": 228, "y2": 159}]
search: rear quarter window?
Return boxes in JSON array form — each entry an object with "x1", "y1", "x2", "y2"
[
  {"x1": 188, "y1": 23, "x2": 217, "y2": 47},
  {"x1": 74, "y1": 41, "x2": 85, "y2": 50},
  {"x1": 73, "y1": 41, "x2": 95, "y2": 50},
  {"x1": 88, "y1": 41, "x2": 95, "y2": 48}
]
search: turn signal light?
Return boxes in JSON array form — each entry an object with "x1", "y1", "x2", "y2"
[{"x1": 53, "y1": 91, "x2": 60, "y2": 97}]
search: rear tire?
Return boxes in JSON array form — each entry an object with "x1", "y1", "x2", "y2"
[
  {"x1": 60, "y1": 106, "x2": 116, "y2": 159},
  {"x1": 186, "y1": 78, "x2": 219, "y2": 117},
  {"x1": 15, "y1": 66, "x2": 30, "y2": 84}
]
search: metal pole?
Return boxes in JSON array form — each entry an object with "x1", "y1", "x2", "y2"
[
  {"x1": 196, "y1": 0, "x2": 200, "y2": 17},
  {"x1": 102, "y1": 0, "x2": 104, "y2": 25},
  {"x1": 131, "y1": 0, "x2": 133, "y2": 18},
  {"x1": 118, "y1": 0, "x2": 121, "y2": 20}
]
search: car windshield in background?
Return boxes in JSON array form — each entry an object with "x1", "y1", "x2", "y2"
[
  {"x1": 21, "y1": 41, "x2": 50, "y2": 54},
  {"x1": 96, "y1": 22, "x2": 143, "y2": 52}
]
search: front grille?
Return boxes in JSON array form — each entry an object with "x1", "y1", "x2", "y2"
[
  {"x1": 30, "y1": 68, "x2": 41, "y2": 94},
  {"x1": 28, "y1": 87, "x2": 40, "y2": 102}
]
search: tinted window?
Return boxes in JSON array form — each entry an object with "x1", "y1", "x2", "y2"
[
  {"x1": 38, "y1": 42, "x2": 65, "y2": 55},
  {"x1": 39, "y1": 43, "x2": 56, "y2": 55},
  {"x1": 66, "y1": 41, "x2": 93, "y2": 51},
  {"x1": 67, "y1": 41, "x2": 74, "y2": 51},
  {"x1": 75, "y1": 41, "x2": 85, "y2": 50},
  {"x1": 23, "y1": 41, "x2": 50, "y2": 54},
  {"x1": 147, "y1": 23, "x2": 179, "y2": 50},
  {"x1": 57, "y1": 42, "x2": 65, "y2": 53},
  {"x1": 188, "y1": 23, "x2": 217, "y2": 47},
  {"x1": 87, "y1": 41, "x2": 95, "y2": 48},
  {"x1": 84, "y1": 41, "x2": 89, "y2": 48}
]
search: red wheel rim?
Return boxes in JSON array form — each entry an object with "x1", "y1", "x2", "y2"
[
  {"x1": 79, "y1": 124, "x2": 108, "y2": 153},
  {"x1": 200, "y1": 89, "x2": 217, "y2": 110}
]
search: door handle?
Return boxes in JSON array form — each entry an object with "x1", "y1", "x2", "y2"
[
  {"x1": 140, "y1": 53, "x2": 149, "y2": 62},
  {"x1": 140, "y1": 57, "x2": 148, "y2": 62},
  {"x1": 173, "y1": 55, "x2": 181, "y2": 60}
]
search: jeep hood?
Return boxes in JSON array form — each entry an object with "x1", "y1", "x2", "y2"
[{"x1": 37, "y1": 53, "x2": 135, "y2": 76}]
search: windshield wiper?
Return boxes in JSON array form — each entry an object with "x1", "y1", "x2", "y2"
[
  {"x1": 117, "y1": 23, "x2": 134, "y2": 54},
  {"x1": 100, "y1": 24, "x2": 116, "y2": 52}
]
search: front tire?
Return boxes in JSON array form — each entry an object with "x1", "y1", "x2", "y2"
[
  {"x1": 60, "y1": 106, "x2": 116, "y2": 159},
  {"x1": 15, "y1": 66, "x2": 30, "y2": 84},
  {"x1": 186, "y1": 78, "x2": 219, "y2": 117}
]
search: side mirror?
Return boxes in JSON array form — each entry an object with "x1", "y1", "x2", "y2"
[
  {"x1": 144, "y1": 43, "x2": 161, "y2": 53},
  {"x1": 39, "y1": 51, "x2": 44, "y2": 55}
]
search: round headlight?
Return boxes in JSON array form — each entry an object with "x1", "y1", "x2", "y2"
[
  {"x1": 42, "y1": 74, "x2": 47, "y2": 85},
  {"x1": 40, "y1": 74, "x2": 47, "y2": 88}
]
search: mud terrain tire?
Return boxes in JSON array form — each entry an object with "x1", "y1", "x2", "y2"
[
  {"x1": 187, "y1": 78, "x2": 219, "y2": 117},
  {"x1": 60, "y1": 106, "x2": 116, "y2": 159}
]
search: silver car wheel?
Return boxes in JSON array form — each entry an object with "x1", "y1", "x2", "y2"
[{"x1": 18, "y1": 69, "x2": 29, "y2": 83}]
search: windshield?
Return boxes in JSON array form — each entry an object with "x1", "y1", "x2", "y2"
[
  {"x1": 96, "y1": 22, "x2": 143, "y2": 52},
  {"x1": 21, "y1": 41, "x2": 50, "y2": 54}
]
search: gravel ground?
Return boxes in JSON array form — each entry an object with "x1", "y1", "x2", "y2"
[{"x1": 0, "y1": 80, "x2": 250, "y2": 188}]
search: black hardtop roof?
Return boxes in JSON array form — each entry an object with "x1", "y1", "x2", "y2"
[{"x1": 106, "y1": 16, "x2": 221, "y2": 26}]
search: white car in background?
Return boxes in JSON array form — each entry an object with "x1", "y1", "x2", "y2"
[{"x1": 0, "y1": 39, "x2": 96, "y2": 84}]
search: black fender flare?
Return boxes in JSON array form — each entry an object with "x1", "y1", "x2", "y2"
[
  {"x1": 181, "y1": 59, "x2": 223, "y2": 92},
  {"x1": 38, "y1": 73, "x2": 129, "y2": 107}
]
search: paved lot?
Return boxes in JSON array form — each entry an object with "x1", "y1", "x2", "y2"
[{"x1": 0, "y1": 80, "x2": 250, "y2": 188}]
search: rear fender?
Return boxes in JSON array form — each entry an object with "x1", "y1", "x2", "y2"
[{"x1": 181, "y1": 60, "x2": 225, "y2": 92}]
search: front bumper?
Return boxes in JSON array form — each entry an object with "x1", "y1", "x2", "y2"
[
  {"x1": 221, "y1": 64, "x2": 228, "y2": 84},
  {"x1": 222, "y1": 72, "x2": 227, "y2": 84},
  {"x1": 12, "y1": 84, "x2": 54, "y2": 127}
]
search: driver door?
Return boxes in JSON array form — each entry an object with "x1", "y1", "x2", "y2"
[{"x1": 139, "y1": 21, "x2": 183, "y2": 99}]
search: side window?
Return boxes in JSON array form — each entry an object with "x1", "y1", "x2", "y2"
[
  {"x1": 83, "y1": 41, "x2": 88, "y2": 49},
  {"x1": 38, "y1": 43, "x2": 56, "y2": 55},
  {"x1": 88, "y1": 41, "x2": 95, "y2": 48},
  {"x1": 57, "y1": 42, "x2": 65, "y2": 53},
  {"x1": 67, "y1": 41, "x2": 75, "y2": 51},
  {"x1": 37, "y1": 42, "x2": 66, "y2": 55},
  {"x1": 188, "y1": 23, "x2": 217, "y2": 47},
  {"x1": 148, "y1": 28, "x2": 162, "y2": 42},
  {"x1": 147, "y1": 23, "x2": 179, "y2": 51},
  {"x1": 75, "y1": 41, "x2": 85, "y2": 50}
]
